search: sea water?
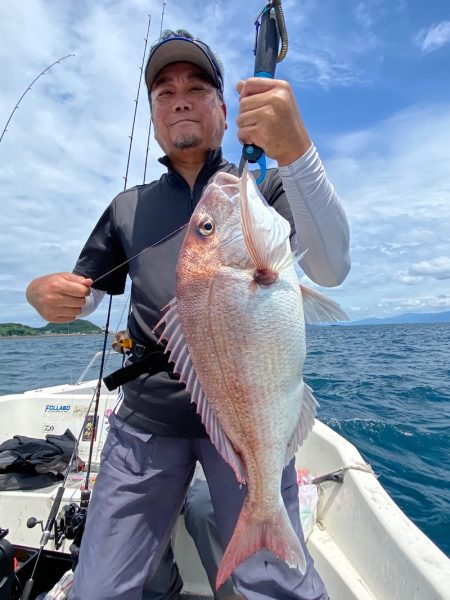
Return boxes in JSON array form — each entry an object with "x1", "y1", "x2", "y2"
[{"x1": 0, "y1": 323, "x2": 449, "y2": 558}]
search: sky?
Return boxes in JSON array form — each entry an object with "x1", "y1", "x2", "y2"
[{"x1": 1, "y1": 0, "x2": 450, "y2": 328}]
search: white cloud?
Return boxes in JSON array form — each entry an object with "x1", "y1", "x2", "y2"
[
  {"x1": 285, "y1": 49, "x2": 364, "y2": 89},
  {"x1": 432, "y1": 295, "x2": 450, "y2": 308},
  {"x1": 397, "y1": 273, "x2": 425, "y2": 285},
  {"x1": 376, "y1": 293, "x2": 450, "y2": 313},
  {"x1": 321, "y1": 102, "x2": 450, "y2": 319},
  {"x1": 407, "y1": 257, "x2": 450, "y2": 280},
  {"x1": 417, "y1": 21, "x2": 450, "y2": 53}
]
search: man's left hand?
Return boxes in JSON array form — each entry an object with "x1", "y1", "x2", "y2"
[{"x1": 236, "y1": 78, "x2": 311, "y2": 166}]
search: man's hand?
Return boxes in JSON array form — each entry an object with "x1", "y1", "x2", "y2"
[
  {"x1": 26, "y1": 272, "x2": 93, "y2": 323},
  {"x1": 236, "y1": 78, "x2": 311, "y2": 166}
]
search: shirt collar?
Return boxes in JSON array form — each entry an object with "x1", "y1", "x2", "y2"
[{"x1": 158, "y1": 147, "x2": 224, "y2": 176}]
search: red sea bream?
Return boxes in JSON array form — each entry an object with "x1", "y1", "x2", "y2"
[{"x1": 156, "y1": 168, "x2": 347, "y2": 588}]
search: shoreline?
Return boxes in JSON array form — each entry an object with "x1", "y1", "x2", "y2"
[{"x1": 0, "y1": 333, "x2": 105, "y2": 340}]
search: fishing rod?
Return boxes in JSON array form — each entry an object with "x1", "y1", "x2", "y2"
[
  {"x1": 18, "y1": 13, "x2": 159, "y2": 597},
  {"x1": 81, "y1": 0, "x2": 169, "y2": 460},
  {"x1": 19, "y1": 387, "x2": 100, "y2": 600},
  {"x1": 82, "y1": 6, "x2": 155, "y2": 488},
  {"x1": 0, "y1": 54, "x2": 74, "y2": 144},
  {"x1": 239, "y1": 0, "x2": 288, "y2": 183},
  {"x1": 124, "y1": 14, "x2": 152, "y2": 190},
  {"x1": 143, "y1": 0, "x2": 168, "y2": 183},
  {"x1": 75, "y1": 9, "x2": 158, "y2": 511}
]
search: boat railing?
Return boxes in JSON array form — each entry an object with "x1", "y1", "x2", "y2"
[{"x1": 76, "y1": 352, "x2": 105, "y2": 385}]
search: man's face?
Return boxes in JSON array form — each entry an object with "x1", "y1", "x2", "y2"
[{"x1": 150, "y1": 62, "x2": 227, "y2": 156}]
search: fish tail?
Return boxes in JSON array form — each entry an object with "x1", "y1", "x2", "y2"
[{"x1": 215, "y1": 499, "x2": 307, "y2": 590}]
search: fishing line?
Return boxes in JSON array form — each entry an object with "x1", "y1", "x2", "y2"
[{"x1": 92, "y1": 222, "x2": 188, "y2": 287}]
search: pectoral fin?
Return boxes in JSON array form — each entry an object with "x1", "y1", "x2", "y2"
[
  {"x1": 300, "y1": 284, "x2": 348, "y2": 323},
  {"x1": 285, "y1": 381, "x2": 318, "y2": 465}
]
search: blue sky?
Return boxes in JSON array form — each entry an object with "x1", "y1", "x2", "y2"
[{"x1": 1, "y1": 0, "x2": 450, "y2": 327}]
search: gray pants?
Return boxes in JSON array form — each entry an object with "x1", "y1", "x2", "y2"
[{"x1": 69, "y1": 413, "x2": 327, "y2": 600}]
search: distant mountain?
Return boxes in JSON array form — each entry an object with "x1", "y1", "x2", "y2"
[
  {"x1": 343, "y1": 311, "x2": 450, "y2": 326},
  {"x1": 0, "y1": 320, "x2": 103, "y2": 337}
]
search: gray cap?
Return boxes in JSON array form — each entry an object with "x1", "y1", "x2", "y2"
[{"x1": 145, "y1": 35, "x2": 224, "y2": 96}]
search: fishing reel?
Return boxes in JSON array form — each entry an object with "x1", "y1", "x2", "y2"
[
  {"x1": 26, "y1": 513, "x2": 64, "y2": 553},
  {"x1": 55, "y1": 503, "x2": 87, "y2": 549}
]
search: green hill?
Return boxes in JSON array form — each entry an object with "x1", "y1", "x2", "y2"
[{"x1": 0, "y1": 320, "x2": 103, "y2": 337}]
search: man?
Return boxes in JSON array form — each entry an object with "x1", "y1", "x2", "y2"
[{"x1": 27, "y1": 30, "x2": 350, "y2": 600}]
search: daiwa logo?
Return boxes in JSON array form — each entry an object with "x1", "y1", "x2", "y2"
[{"x1": 45, "y1": 404, "x2": 71, "y2": 412}]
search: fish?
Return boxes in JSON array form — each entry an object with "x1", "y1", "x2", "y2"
[{"x1": 156, "y1": 168, "x2": 347, "y2": 589}]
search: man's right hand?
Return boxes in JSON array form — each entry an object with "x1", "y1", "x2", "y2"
[{"x1": 26, "y1": 272, "x2": 93, "y2": 323}]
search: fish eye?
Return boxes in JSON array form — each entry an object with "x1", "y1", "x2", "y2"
[{"x1": 198, "y1": 218, "x2": 215, "y2": 236}]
